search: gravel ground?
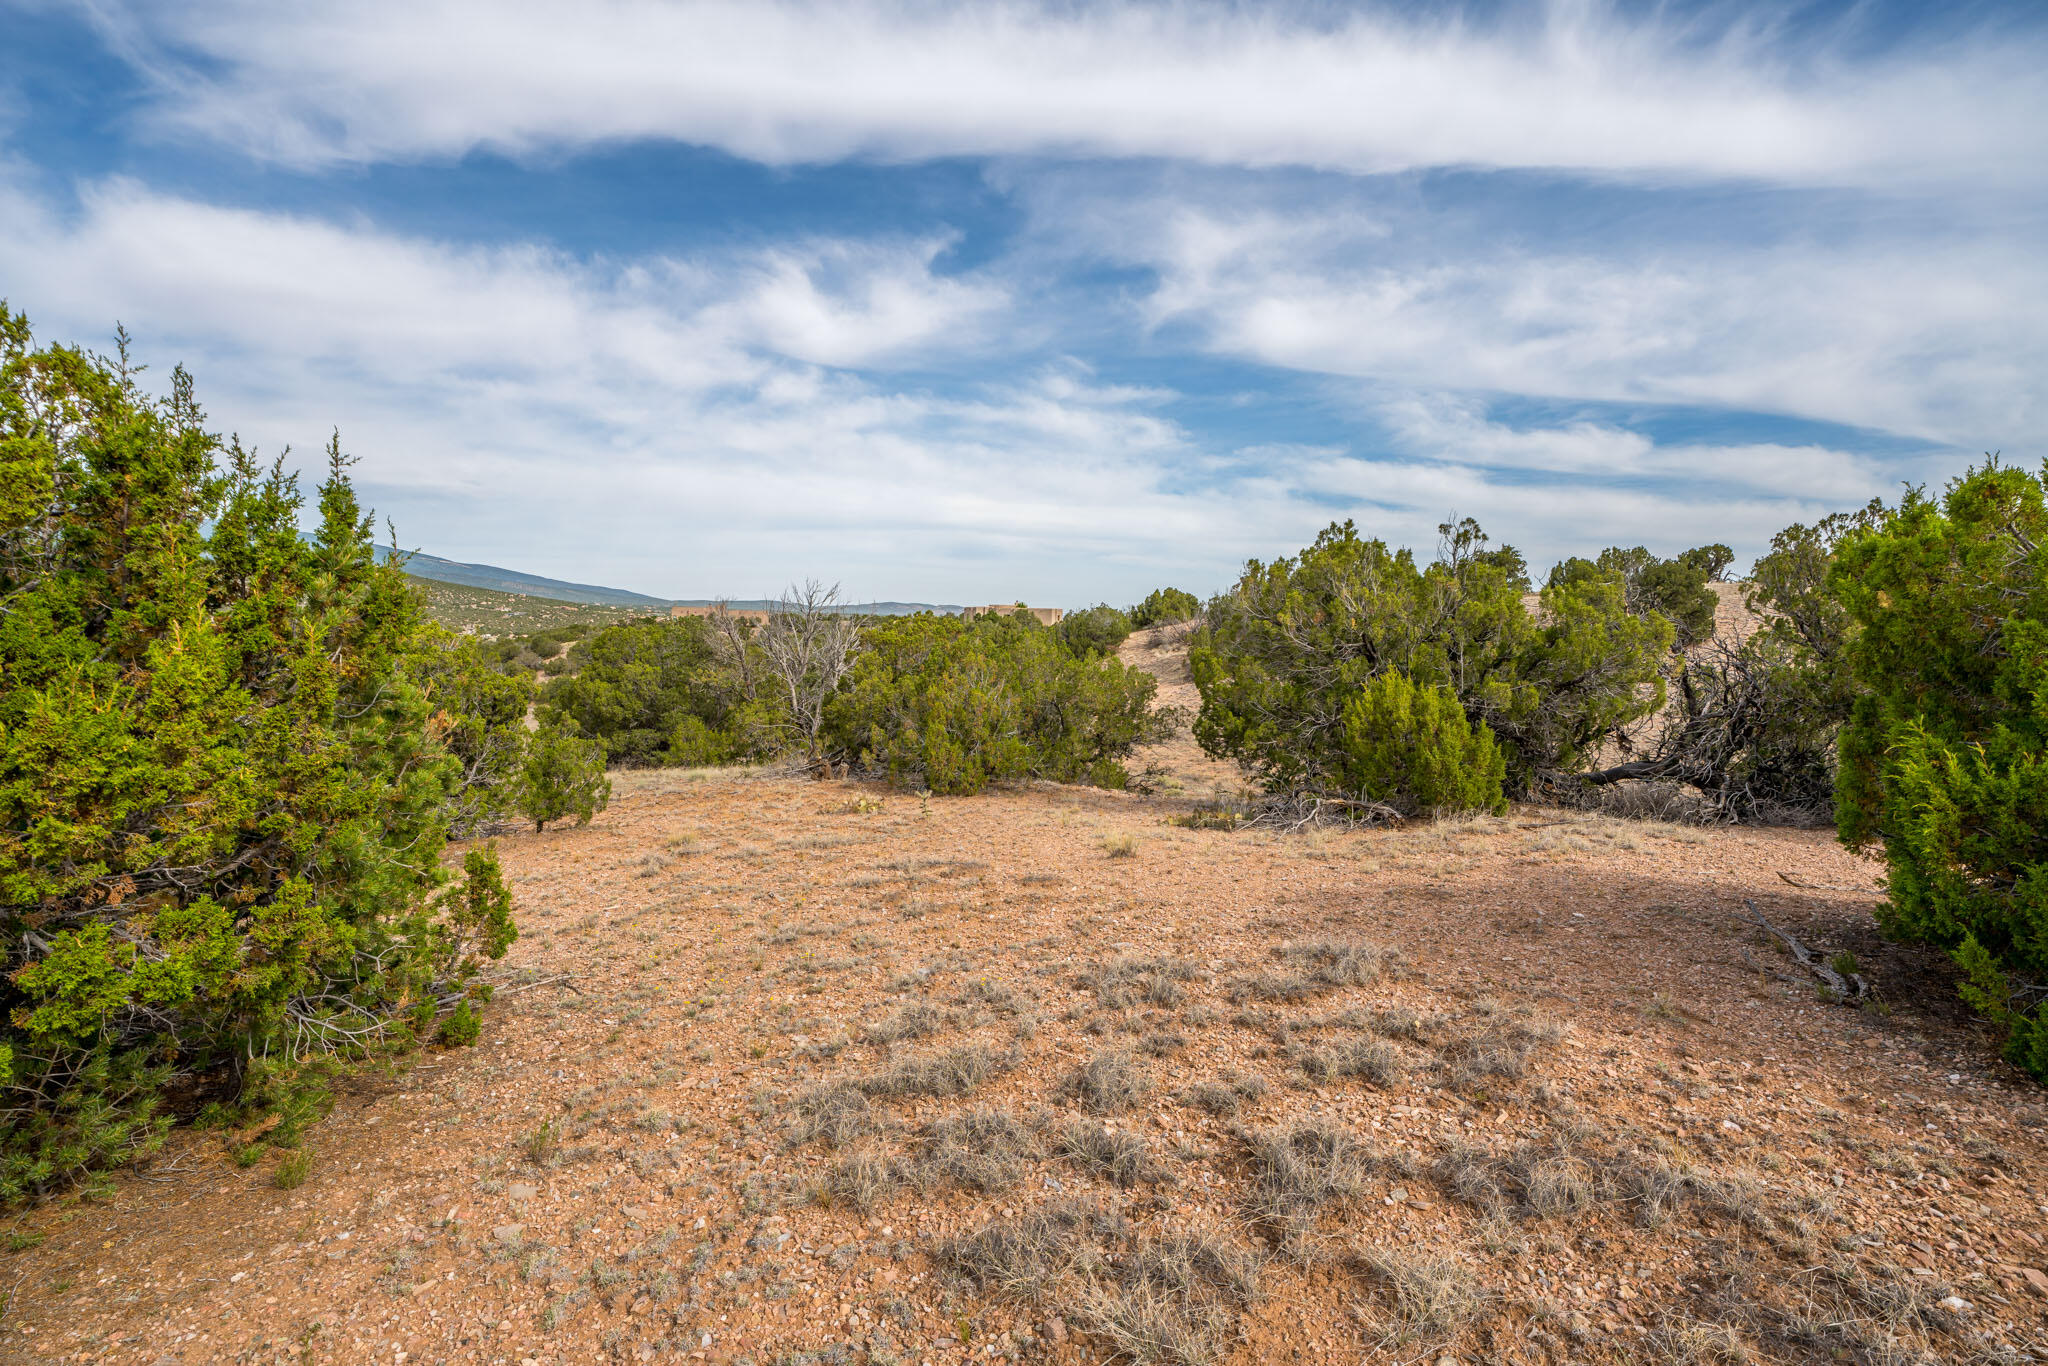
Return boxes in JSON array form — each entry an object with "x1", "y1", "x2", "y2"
[{"x1": 7, "y1": 653, "x2": 2047, "y2": 1366}]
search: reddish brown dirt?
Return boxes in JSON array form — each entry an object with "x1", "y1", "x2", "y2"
[{"x1": 6, "y1": 649, "x2": 2047, "y2": 1366}]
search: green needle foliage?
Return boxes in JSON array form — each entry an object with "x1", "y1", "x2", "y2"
[
  {"x1": 0, "y1": 309, "x2": 517, "y2": 1204},
  {"x1": 1190, "y1": 519, "x2": 1670, "y2": 808},
  {"x1": 1129, "y1": 587, "x2": 1201, "y2": 629},
  {"x1": 540, "y1": 615, "x2": 771, "y2": 766},
  {"x1": 519, "y1": 714, "x2": 612, "y2": 832},
  {"x1": 1339, "y1": 671, "x2": 1508, "y2": 815},
  {"x1": 1832, "y1": 459, "x2": 2048, "y2": 1080},
  {"x1": 824, "y1": 611, "x2": 1162, "y2": 794},
  {"x1": 1055, "y1": 604, "x2": 1135, "y2": 658}
]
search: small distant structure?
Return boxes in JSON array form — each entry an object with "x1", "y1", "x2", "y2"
[
  {"x1": 670, "y1": 604, "x2": 771, "y2": 625},
  {"x1": 963, "y1": 602, "x2": 1064, "y2": 626}
]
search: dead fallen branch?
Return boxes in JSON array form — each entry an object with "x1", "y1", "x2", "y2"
[{"x1": 1743, "y1": 900, "x2": 1869, "y2": 1003}]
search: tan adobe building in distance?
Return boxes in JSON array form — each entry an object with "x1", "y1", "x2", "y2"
[
  {"x1": 963, "y1": 603, "x2": 1064, "y2": 626},
  {"x1": 669, "y1": 604, "x2": 771, "y2": 625}
]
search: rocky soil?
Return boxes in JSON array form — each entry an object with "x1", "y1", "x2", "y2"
[{"x1": 5, "y1": 642, "x2": 2046, "y2": 1366}]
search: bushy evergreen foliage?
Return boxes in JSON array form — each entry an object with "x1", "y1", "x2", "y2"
[
  {"x1": 414, "y1": 629, "x2": 536, "y2": 833},
  {"x1": 1831, "y1": 461, "x2": 2048, "y2": 1080},
  {"x1": 519, "y1": 715, "x2": 611, "y2": 832},
  {"x1": 1129, "y1": 587, "x2": 1201, "y2": 628},
  {"x1": 823, "y1": 612, "x2": 1160, "y2": 794},
  {"x1": 1190, "y1": 520, "x2": 1670, "y2": 802},
  {"x1": 541, "y1": 616, "x2": 768, "y2": 766},
  {"x1": 1549, "y1": 544, "x2": 1720, "y2": 646},
  {"x1": 0, "y1": 310, "x2": 516, "y2": 1203},
  {"x1": 1338, "y1": 671, "x2": 1507, "y2": 815},
  {"x1": 1056, "y1": 604, "x2": 1134, "y2": 658}
]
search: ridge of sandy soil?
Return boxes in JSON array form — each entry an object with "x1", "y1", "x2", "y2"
[{"x1": 6, "y1": 641, "x2": 2047, "y2": 1366}]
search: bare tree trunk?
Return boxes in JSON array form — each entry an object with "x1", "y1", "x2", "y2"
[{"x1": 758, "y1": 579, "x2": 863, "y2": 771}]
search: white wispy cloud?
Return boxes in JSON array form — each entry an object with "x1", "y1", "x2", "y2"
[
  {"x1": 0, "y1": 173, "x2": 1909, "y2": 596},
  {"x1": 78, "y1": 0, "x2": 2048, "y2": 188},
  {"x1": 1102, "y1": 194, "x2": 2048, "y2": 447}
]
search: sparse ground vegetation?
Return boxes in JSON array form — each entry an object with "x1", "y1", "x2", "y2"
[{"x1": 4, "y1": 372, "x2": 2045, "y2": 1366}]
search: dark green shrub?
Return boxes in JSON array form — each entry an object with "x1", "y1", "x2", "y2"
[
  {"x1": 0, "y1": 309, "x2": 517, "y2": 1204},
  {"x1": 1056, "y1": 604, "x2": 1134, "y2": 658},
  {"x1": 1549, "y1": 544, "x2": 1719, "y2": 646},
  {"x1": 1129, "y1": 587, "x2": 1201, "y2": 629},
  {"x1": 1832, "y1": 460, "x2": 2048, "y2": 1080},
  {"x1": 519, "y1": 715, "x2": 611, "y2": 831},
  {"x1": 1677, "y1": 543, "x2": 1736, "y2": 581},
  {"x1": 414, "y1": 629, "x2": 536, "y2": 833},
  {"x1": 823, "y1": 612, "x2": 1161, "y2": 794},
  {"x1": 1339, "y1": 671, "x2": 1507, "y2": 815},
  {"x1": 541, "y1": 616, "x2": 764, "y2": 765},
  {"x1": 1191, "y1": 520, "x2": 1669, "y2": 802}
]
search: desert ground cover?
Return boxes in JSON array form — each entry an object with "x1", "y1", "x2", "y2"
[{"x1": 5, "y1": 642, "x2": 2046, "y2": 1366}]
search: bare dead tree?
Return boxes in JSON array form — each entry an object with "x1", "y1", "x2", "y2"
[
  {"x1": 706, "y1": 597, "x2": 761, "y2": 698},
  {"x1": 757, "y1": 580, "x2": 863, "y2": 773}
]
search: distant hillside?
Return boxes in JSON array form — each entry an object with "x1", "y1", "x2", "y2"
[
  {"x1": 407, "y1": 577, "x2": 662, "y2": 637},
  {"x1": 380, "y1": 547, "x2": 961, "y2": 620},
  {"x1": 376, "y1": 548, "x2": 672, "y2": 608}
]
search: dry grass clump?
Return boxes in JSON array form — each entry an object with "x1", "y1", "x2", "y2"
[
  {"x1": 938, "y1": 1201, "x2": 1262, "y2": 1366},
  {"x1": 1229, "y1": 938, "x2": 1398, "y2": 1003},
  {"x1": 1718, "y1": 1259, "x2": 1975, "y2": 1365},
  {"x1": 1435, "y1": 1015, "x2": 1564, "y2": 1086},
  {"x1": 1102, "y1": 833, "x2": 1139, "y2": 858},
  {"x1": 787, "y1": 1083, "x2": 876, "y2": 1148},
  {"x1": 960, "y1": 976, "x2": 1027, "y2": 1013},
  {"x1": 1350, "y1": 1247, "x2": 1482, "y2": 1344},
  {"x1": 1291, "y1": 1037, "x2": 1406, "y2": 1089},
  {"x1": 1276, "y1": 938, "x2": 1395, "y2": 987},
  {"x1": 1239, "y1": 1123, "x2": 1371, "y2": 1256},
  {"x1": 863, "y1": 1000, "x2": 948, "y2": 1046},
  {"x1": 1086, "y1": 957, "x2": 1198, "y2": 1009},
  {"x1": 1643, "y1": 1318, "x2": 1756, "y2": 1364},
  {"x1": 858, "y1": 1045, "x2": 1006, "y2": 1099},
  {"x1": 814, "y1": 1145, "x2": 908, "y2": 1212},
  {"x1": 1181, "y1": 1073, "x2": 1267, "y2": 1117},
  {"x1": 1055, "y1": 1118, "x2": 1161, "y2": 1188},
  {"x1": 915, "y1": 1108, "x2": 1039, "y2": 1193},
  {"x1": 1063, "y1": 1049, "x2": 1150, "y2": 1114},
  {"x1": 934, "y1": 1200, "x2": 1126, "y2": 1299},
  {"x1": 1078, "y1": 1229, "x2": 1263, "y2": 1366}
]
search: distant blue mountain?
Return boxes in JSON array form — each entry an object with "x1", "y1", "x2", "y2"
[
  {"x1": 377, "y1": 547, "x2": 957, "y2": 615},
  {"x1": 376, "y1": 547, "x2": 673, "y2": 607}
]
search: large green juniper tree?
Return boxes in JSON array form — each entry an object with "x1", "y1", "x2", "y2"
[
  {"x1": 1189, "y1": 519, "x2": 1671, "y2": 814},
  {"x1": 0, "y1": 309, "x2": 515, "y2": 1203},
  {"x1": 1832, "y1": 460, "x2": 2048, "y2": 1080}
]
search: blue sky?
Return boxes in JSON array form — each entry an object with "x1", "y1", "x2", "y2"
[{"x1": 2, "y1": 1, "x2": 2043, "y2": 604}]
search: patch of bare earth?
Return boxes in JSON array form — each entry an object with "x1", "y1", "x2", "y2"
[{"x1": 8, "y1": 643, "x2": 2048, "y2": 1366}]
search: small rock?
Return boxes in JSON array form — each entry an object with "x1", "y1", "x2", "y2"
[
  {"x1": 1046, "y1": 1317, "x2": 1067, "y2": 1343},
  {"x1": 1939, "y1": 1295, "x2": 1973, "y2": 1313},
  {"x1": 507, "y1": 1183, "x2": 539, "y2": 1202},
  {"x1": 492, "y1": 1224, "x2": 524, "y2": 1245}
]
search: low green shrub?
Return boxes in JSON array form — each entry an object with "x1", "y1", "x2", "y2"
[
  {"x1": 824, "y1": 612, "x2": 1161, "y2": 794},
  {"x1": 520, "y1": 716, "x2": 611, "y2": 832},
  {"x1": 1056, "y1": 604, "x2": 1133, "y2": 658},
  {"x1": 1339, "y1": 671, "x2": 1507, "y2": 816},
  {"x1": 1833, "y1": 459, "x2": 2048, "y2": 1081},
  {"x1": 1192, "y1": 519, "x2": 1669, "y2": 802},
  {"x1": 1130, "y1": 587, "x2": 1201, "y2": 629},
  {"x1": 541, "y1": 617, "x2": 767, "y2": 766}
]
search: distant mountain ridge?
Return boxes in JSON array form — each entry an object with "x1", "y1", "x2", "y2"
[{"x1": 377, "y1": 547, "x2": 957, "y2": 615}]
